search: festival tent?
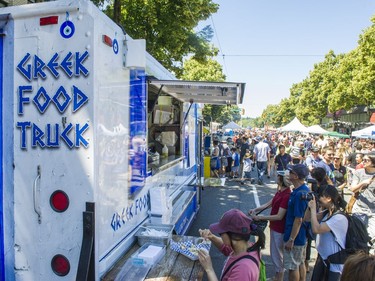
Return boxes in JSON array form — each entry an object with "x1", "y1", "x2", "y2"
[
  {"x1": 326, "y1": 131, "x2": 350, "y2": 139},
  {"x1": 305, "y1": 125, "x2": 328, "y2": 134},
  {"x1": 222, "y1": 121, "x2": 242, "y2": 130},
  {"x1": 352, "y1": 124, "x2": 375, "y2": 138},
  {"x1": 279, "y1": 117, "x2": 307, "y2": 132}
]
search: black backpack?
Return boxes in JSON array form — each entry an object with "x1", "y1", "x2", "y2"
[{"x1": 327, "y1": 212, "x2": 371, "y2": 264}]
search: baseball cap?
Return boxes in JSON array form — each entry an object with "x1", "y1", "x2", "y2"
[
  {"x1": 209, "y1": 209, "x2": 253, "y2": 235},
  {"x1": 255, "y1": 136, "x2": 262, "y2": 141},
  {"x1": 311, "y1": 146, "x2": 320, "y2": 152},
  {"x1": 287, "y1": 164, "x2": 309, "y2": 179}
]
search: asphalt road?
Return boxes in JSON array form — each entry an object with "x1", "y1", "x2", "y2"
[{"x1": 187, "y1": 173, "x2": 321, "y2": 281}]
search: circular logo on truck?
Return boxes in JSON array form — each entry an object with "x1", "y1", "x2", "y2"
[
  {"x1": 113, "y1": 39, "x2": 119, "y2": 54},
  {"x1": 60, "y1": 21, "x2": 75, "y2": 39}
]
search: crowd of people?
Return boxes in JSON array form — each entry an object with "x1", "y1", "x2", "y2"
[{"x1": 202, "y1": 130, "x2": 375, "y2": 281}]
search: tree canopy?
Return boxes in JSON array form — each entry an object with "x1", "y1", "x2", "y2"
[
  {"x1": 95, "y1": 0, "x2": 219, "y2": 76},
  {"x1": 259, "y1": 15, "x2": 375, "y2": 127}
]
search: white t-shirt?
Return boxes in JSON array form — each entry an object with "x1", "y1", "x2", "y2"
[
  {"x1": 243, "y1": 158, "x2": 253, "y2": 172},
  {"x1": 316, "y1": 213, "x2": 348, "y2": 273},
  {"x1": 254, "y1": 141, "x2": 270, "y2": 162}
]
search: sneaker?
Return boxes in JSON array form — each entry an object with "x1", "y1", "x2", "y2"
[{"x1": 258, "y1": 180, "x2": 263, "y2": 185}]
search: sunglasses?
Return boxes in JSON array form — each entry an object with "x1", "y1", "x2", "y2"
[
  {"x1": 363, "y1": 159, "x2": 371, "y2": 163},
  {"x1": 333, "y1": 157, "x2": 341, "y2": 160},
  {"x1": 327, "y1": 153, "x2": 334, "y2": 156}
]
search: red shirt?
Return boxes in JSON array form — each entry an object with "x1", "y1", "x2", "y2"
[{"x1": 269, "y1": 188, "x2": 291, "y2": 233}]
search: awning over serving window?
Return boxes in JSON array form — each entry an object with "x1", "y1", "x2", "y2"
[{"x1": 148, "y1": 79, "x2": 245, "y2": 105}]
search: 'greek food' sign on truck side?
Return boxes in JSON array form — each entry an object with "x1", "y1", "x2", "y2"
[{"x1": 16, "y1": 51, "x2": 90, "y2": 149}]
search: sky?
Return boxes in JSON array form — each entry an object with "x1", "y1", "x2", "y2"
[{"x1": 198, "y1": 0, "x2": 375, "y2": 118}]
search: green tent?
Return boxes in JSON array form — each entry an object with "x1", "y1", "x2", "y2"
[{"x1": 325, "y1": 131, "x2": 350, "y2": 138}]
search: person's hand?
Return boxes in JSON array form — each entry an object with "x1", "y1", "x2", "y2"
[
  {"x1": 198, "y1": 248, "x2": 213, "y2": 272},
  {"x1": 248, "y1": 209, "x2": 255, "y2": 216},
  {"x1": 252, "y1": 215, "x2": 261, "y2": 221},
  {"x1": 308, "y1": 195, "x2": 316, "y2": 211},
  {"x1": 284, "y1": 239, "x2": 294, "y2": 251},
  {"x1": 199, "y1": 229, "x2": 214, "y2": 241}
]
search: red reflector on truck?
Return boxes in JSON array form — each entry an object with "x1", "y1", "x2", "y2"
[
  {"x1": 51, "y1": 254, "x2": 70, "y2": 276},
  {"x1": 102, "y1": 35, "x2": 113, "y2": 47},
  {"x1": 50, "y1": 190, "x2": 69, "y2": 212},
  {"x1": 40, "y1": 16, "x2": 59, "y2": 26}
]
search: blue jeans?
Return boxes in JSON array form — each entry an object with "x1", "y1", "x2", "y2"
[{"x1": 257, "y1": 161, "x2": 267, "y2": 182}]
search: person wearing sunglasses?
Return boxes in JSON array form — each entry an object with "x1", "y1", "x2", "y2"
[
  {"x1": 332, "y1": 154, "x2": 347, "y2": 198},
  {"x1": 349, "y1": 152, "x2": 375, "y2": 253}
]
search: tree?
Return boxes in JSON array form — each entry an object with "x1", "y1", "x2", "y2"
[
  {"x1": 351, "y1": 16, "x2": 375, "y2": 115},
  {"x1": 330, "y1": 50, "x2": 358, "y2": 112},
  {"x1": 95, "y1": 0, "x2": 219, "y2": 76}
]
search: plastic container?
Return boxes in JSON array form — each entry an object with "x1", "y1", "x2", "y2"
[
  {"x1": 162, "y1": 144, "x2": 168, "y2": 158},
  {"x1": 135, "y1": 223, "x2": 174, "y2": 246},
  {"x1": 154, "y1": 151, "x2": 160, "y2": 164},
  {"x1": 131, "y1": 243, "x2": 166, "y2": 266},
  {"x1": 114, "y1": 259, "x2": 151, "y2": 281}
]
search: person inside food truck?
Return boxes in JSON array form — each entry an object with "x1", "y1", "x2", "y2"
[{"x1": 198, "y1": 209, "x2": 265, "y2": 281}]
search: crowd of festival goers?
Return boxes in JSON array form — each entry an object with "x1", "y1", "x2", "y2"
[{"x1": 199, "y1": 130, "x2": 375, "y2": 281}]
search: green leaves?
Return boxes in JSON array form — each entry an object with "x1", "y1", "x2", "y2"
[{"x1": 97, "y1": 0, "x2": 219, "y2": 76}]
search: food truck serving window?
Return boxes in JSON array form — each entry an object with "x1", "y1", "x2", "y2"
[
  {"x1": 146, "y1": 79, "x2": 245, "y2": 174},
  {"x1": 148, "y1": 79, "x2": 245, "y2": 105}
]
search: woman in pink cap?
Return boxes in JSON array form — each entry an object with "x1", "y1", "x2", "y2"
[{"x1": 198, "y1": 209, "x2": 265, "y2": 281}]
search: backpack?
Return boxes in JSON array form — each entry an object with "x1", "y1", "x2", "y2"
[
  {"x1": 221, "y1": 253, "x2": 266, "y2": 281},
  {"x1": 327, "y1": 212, "x2": 371, "y2": 264}
]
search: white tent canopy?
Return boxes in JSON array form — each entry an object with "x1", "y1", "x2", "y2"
[
  {"x1": 222, "y1": 121, "x2": 242, "y2": 130},
  {"x1": 305, "y1": 125, "x2": 328, "y2": 134},
  {"x1": 280, "y1": 117, "x2": 307, "y2": 132},
  {"x1": 352, "y1": 124, "x2": 375, "y2": 138}
]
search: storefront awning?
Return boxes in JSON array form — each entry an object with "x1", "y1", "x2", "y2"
[{"x1": 148, "y1": 79, "x2": 245, "y2": 105}]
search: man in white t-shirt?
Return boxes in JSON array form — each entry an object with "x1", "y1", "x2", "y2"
[{"x1": 253, "y1": 136, "x2": 270, "y2": 185}]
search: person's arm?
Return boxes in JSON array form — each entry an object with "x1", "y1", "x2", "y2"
[
  {"x1": 199, "y1": 229, "x2": 224, "y2": 250},
  {"x1": 255, "y1": 207, "x2": 286, "y2": 222},
  {"x1": 308, "y1": 196, "x2": 330, "y2": 234},
  {"x1": 248, "y1": 199, "x2": 273, "y2": 215},
  {"x1": 198, "y1": 249, "x2": 219, "y2": 281},
  {"x1": 253, "y1": 147, "x2": 257, "y2": 161},
  {"x1": 349, "y1": 174, "x2": 374, "y2": 193},
  {"x1": 284, "y1": 217, "x2": 303, "y2": 250},
  {"x1": 287, "y1": 154, "x2": 292, "y2": 165}
]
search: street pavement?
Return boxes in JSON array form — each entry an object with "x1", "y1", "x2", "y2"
[{"x1": 187, "y1": 173, "x2": 320, "y2": 281}]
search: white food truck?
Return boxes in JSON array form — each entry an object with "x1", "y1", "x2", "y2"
[{"x1": 0, "y1": 0, "x2": 245, "y2": 280}]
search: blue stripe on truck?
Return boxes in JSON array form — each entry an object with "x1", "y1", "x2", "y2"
[{"x1": 0, "y1": 29, "x2": 5, "y2": 281}]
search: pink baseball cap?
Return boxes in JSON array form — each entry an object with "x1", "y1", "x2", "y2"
[{"x1": 209, "y1": 209, "x2": 253, "y2": 235}]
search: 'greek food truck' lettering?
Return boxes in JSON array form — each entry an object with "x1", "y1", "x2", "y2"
[{"x1": 15, "y1": 51, "x2": 90, "y2": 149}]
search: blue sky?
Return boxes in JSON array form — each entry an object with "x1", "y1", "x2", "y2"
[{"x1": 199, "y1": 0, "x2": 375, "y2": 118}]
